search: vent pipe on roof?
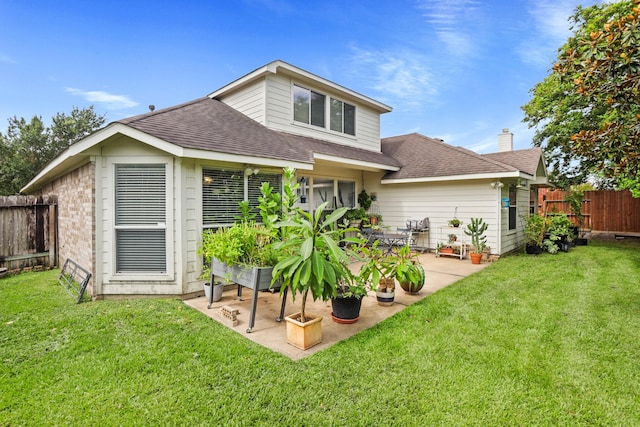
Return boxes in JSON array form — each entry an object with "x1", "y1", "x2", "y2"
[{"x1": 498, "y1": 128, "x2": 513, "y2": 152}]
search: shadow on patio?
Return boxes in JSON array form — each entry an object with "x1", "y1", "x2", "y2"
[{"x1": 185, "y1": 252, "x2": 489, "y2": 360}]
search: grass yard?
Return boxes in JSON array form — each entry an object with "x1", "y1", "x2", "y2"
[{"x1": 1, "y1": 239, "x2": 639, "y2": 426}]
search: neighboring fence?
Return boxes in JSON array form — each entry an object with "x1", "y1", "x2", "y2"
[
  {"x1": 538, "y1": 189, "x2": 640, "y2": 233},
  {"x1": 0, "y1": 195, "x2": 58, "y2": 272}
]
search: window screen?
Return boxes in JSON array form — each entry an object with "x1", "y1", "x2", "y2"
[{"x1": 114, "y1": 164, "x2": 167, "y2": 273}]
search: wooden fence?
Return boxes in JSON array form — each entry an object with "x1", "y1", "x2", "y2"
[
  {"x1": 538, "y1": 189, "x2": 640, "y2": 233},
  {"x1": 0, "y1": 195, "x2": 58, "y2": 272}
]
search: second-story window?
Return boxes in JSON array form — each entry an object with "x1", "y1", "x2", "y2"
[
  {"x1": 293, "y1": 85, "x2": 325, "y2": 128},
  {"x1": 330, "y1": 98, "x2": 355, "y2": 135}
]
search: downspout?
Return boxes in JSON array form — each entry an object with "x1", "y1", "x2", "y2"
[{"x1": 496, "y1": 185, "x2": 502, "y2": 255}]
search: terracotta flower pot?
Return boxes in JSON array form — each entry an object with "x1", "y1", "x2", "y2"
[
  {"x1": 285, "y1": 312, "x2": 322, "y2": 350},
  {"x1": 470, "y1": 252, "x2": 482, "y2": 264}
]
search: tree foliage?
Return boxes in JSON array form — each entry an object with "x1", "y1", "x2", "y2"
[
  {"x1": 0, "y1": 106, "x2": 105, "y2": 195},
  {"x1": 523, "y1": 0, "x2": 640, "y2": 196}
]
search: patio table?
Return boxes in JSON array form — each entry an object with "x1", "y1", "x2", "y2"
[{"x1": 377, "y1": 232, "x2": 411, "y2": 254}]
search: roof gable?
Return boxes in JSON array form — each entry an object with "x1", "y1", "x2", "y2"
[
  {"x1": 482, "y1": 148, "x2": 545, "y2": 177},
  {"x1": 208, "y1": 60, "x2": 392, "y2": 113}
]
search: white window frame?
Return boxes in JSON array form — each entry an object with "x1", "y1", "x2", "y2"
[
  {"x1": 292, "y1": 83, "x2": 356, "y2": 136},
  {"x1": 108, "y1": 157, "x2": 174, "y2": 281},
  {"x1": 201, "y1": 166, "x2": 282, "y2": 229}
]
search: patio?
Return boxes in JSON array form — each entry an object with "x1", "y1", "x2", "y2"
[{"x1": 185, "y1": 252, "x2": 489, "y2": 360}]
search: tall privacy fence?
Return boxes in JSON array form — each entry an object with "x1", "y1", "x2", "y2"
[
  {"x1": 0, "y1": 195, "x2": 57, "y2": 273},
  {"x1": 538, "y1": 189, "x2": 640, "y2": 233}
]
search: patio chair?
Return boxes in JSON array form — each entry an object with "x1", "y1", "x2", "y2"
[{"x1": 403, "y1": 217, "x2": 430, "y2": 252}]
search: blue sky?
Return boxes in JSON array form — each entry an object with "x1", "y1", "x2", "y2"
[{"x1": 1, "y1": 0, "x2": 601, "y2": 153}]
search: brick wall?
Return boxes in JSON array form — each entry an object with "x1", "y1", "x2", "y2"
[{"x1": 38, "y1": 162, "x2": 95, "y2": 293}]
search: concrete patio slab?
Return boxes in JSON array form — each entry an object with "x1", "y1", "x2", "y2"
[{"x1": 184, "y1": 252, "x2": 489, "y2": 360}]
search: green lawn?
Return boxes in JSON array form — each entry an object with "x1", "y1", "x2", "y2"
[{"x1": 2, "y1": 239, "x2": 639, "y2": 426}]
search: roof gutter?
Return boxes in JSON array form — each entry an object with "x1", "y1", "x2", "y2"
[{"x1": 381, "y1": 171, "x2": 533, "y2": 185}]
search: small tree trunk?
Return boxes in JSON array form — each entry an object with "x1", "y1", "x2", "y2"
[{"x1": 300, "y1": 289, "x2": 308, "y2": 323}]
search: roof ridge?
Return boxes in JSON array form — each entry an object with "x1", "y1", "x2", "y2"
[
  {"x1": 395, "y1": 133, "x2": 517, "y2": 172},
  {"x1": 118, "y1": 97, "x2": 209, "y2": 126}
]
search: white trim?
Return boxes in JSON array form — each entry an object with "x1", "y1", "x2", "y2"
[
  {"x1": 21, "y1": 122, "x2": 315, "y2": 193},
  {"x1": 381, "y1": 171, "x2": 533, "y2": 185},
  {"x1": 208, "y1": 60, "x2": 393, "y2": 113},
  {"x1": 181, "y1": 147, "x2": 313, "y2": 170},
  {"x1": 107, "y1": 156, "x2": 175, "y2": 282}
]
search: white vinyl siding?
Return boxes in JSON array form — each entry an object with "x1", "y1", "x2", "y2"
[
  {"x1": 262, "y1": 75, "x2": 383, "y2": 151},
  {"x1": 114, "y1": 164, "x2": 167, "y2": 273},
  {"x1": 216, "y1": 80, "x2": 266, "y2": 124}
]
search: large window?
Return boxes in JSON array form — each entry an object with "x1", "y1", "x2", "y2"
[
  {"x1": 202, "y1": 168, "x2": 282, "y2": 227},
  {"x1": 330, "y1": 98, "x2": 356, "y2": 135},
  {"x1": 293, "y1": 85, "x2": 325, "y2": 128},
  {"x1": 114, "y1": 164, "x2": 167, "y2": 273},
  {"x1": 293, "y1": 85, "x2": 356, "y2": 136},
  {"x1": 311, "y1": 178, "x2": 355, "y2": 209}
]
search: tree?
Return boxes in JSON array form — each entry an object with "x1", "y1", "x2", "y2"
[
  {"x1": 0, "y1": 106, "x2": 105, "y2": 195},
  {"x1": 522, "y1": 0, "x2": 640, "y2": 196}
]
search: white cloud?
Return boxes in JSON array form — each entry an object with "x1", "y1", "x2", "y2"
[
  {"x1": 517, "y1": 0, "x2": 585, "y2": 67},
  {"x1": 416, "y1": 0, "x2": 481, "y2": 57},
  {"x1": 347, "y1": 47, "x2": 438, "y2": 110},
  {"x1": 65, "y1": 88, "x2": 138, "y2": 110}
]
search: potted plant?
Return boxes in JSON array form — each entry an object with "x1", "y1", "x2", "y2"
[
  {"x1": 386, "y1": 245, "x2": 425, "y2": 294},
  {"x1": 545, "y1": 213, "x2": 574, "y2": 253},
  {"x1": 330, "y1": 269, "x2": 369, "y2": 323},
  {"x1": 198, "y1": 180, "x2": 285, "y2": 332},
  {"x1": 448, "y1": 218, "x2": 462, "y2": 228},
  {"x1": 357, "y1": 189, "x2": 372, "y2": 211},
  {"x1": 358, "y1": 241, "x2": 396, "y2": 306},
  {"x1": 437, "y1": 242, "x2": 454, "y2": 255},
  {"x1": 345, "y1": 207, "x2": 367, "y2": 228},
  {"x1": 369, "y1": 213, "x2": 383, "y2": 226},
  {"x1": 271, "y1": 200, "x2": 354, "y2": 349},
  {"x1": 524, "y1": 214, "x2": 546, "y2": 254},
  {"x1": 463, "y1": 217, "x2": 488, "y2": 264},
  {"x1": 448, "y1": 233, "x2": 457, "y2": 243}
]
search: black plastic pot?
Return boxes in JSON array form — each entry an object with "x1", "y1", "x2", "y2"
[
  {"x1": 331, "y1": 295, "x2": 363, "y2": 323},
  {"x1": 526, "y1": 244, "x2": 543, "y2": 255}
]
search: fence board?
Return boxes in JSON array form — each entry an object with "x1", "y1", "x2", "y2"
[
  {"x1": 538, "y1": 189, "x2": 640, "y2": 233},
  {"x1": 0, "y1": 195, "x2": 58, "y2": 271}
]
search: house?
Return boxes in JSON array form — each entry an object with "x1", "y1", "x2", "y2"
[{"x1": 21, "y1": 60, "x2": 547, "y2": 298}]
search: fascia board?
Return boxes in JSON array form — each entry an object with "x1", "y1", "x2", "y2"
[
  {"x1": 183, "y1": 148, "x2": 313, "y2": 170},
  {"x1": 209, "y1": 60, "x2": 393, "y2": 113},
  {"x1": 381, "y1": 171, "x2": 527, "y2": 185}
]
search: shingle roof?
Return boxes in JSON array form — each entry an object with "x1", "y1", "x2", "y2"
[
  {"x1": 381, "y1": 133, "x2": 525, "y2": 180},
  {"x1": 482, "y1": 148, "x2": 543, "y2": 176},
  {"x1": 118, "y1": 97, "x2": 400, "y2": 169},
  {"x1": 119, "y1": 97, "x2": 313, "y2": 163},
  {"x1": 279, "y1": 132, "x2": 402, "y2": 168}
]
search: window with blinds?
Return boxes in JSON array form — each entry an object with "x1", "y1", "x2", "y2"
[
  {"x1": 114, "y1": 164, "x2": 167, "y2": 273},
  {"x1": 248, "y1": 173, "x2": 282, "y2": 208},
  {"x1": 202, "y1": 168, "x2": 282, "y2": 227},
  {"x1": 202, "y1": 168, "x2": 244, "y2": 226}
]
